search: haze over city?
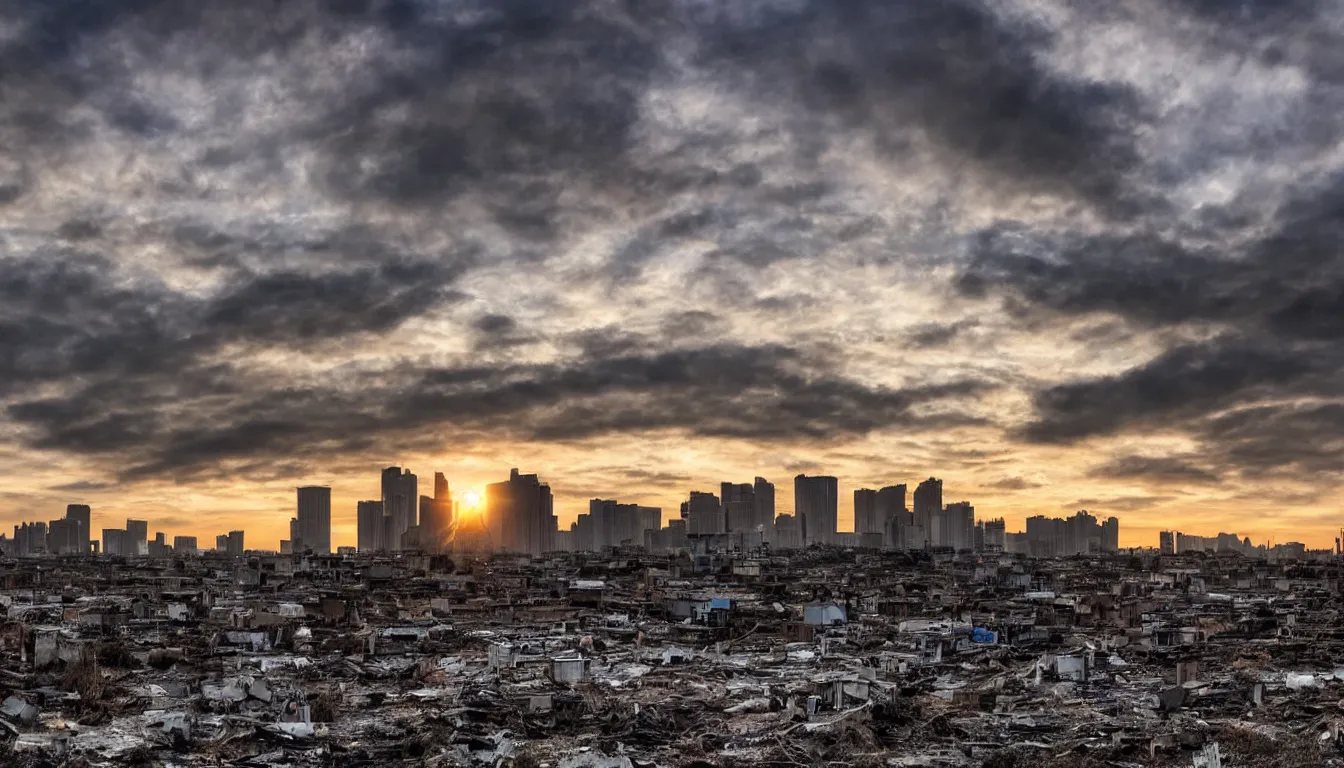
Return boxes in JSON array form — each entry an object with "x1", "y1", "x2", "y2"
[{"x1": 2, "y1": 0, "x2": 1342, "y2": 550}]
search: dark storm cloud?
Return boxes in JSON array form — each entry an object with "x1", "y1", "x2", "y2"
[
  {"x1": 0, "y1": 0, "x2": 1338, "y2": 505},
  {"x1": 0, "y1": 251, "x2": 464, "y2": 398},
  {"x1": 1021, "y1": 340, "x2": 1320, "y2": 443},
  {"x1": 1088, "y1": 455, "x2": 1222, "y2": 485},
  {"x1": 697, "y1": 0, "x2": 1149, "y2": 217},
  {"x1": 47, "y1": 480, "x2": 117, "y2": 493},
  {"x1": 1198, "y1": 402, "x2": 1344, "y2": 478},
  {"x1": 473, "y1": 314, "x2": 518, "y2": 335},
  {"x1": 906, "y1": 320, "x2": 979, "y2": 349},
  {"x1": 310, "y1": 0, "x2": 663, "y2": 213},
  {"x1": 6, "y1": 342, "x2": 996, "y2": 480},
  {"x1": 965, "y1": 167, "x2": 1344, "y2": 471},
  {"x1": 985, "y1": 477, "x2": 1043, "y2": 491},
  {"x1": 1072, "y1": 495, "x2": 1175, "y2": 512}
]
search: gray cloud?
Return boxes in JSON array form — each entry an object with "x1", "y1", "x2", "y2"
[
  {"x1": 1087, "y1": 455, "x2": 1222, "y2": 485},
  {"x1": 0, "y1": 0, "x2": 1339, "y2": 517}
]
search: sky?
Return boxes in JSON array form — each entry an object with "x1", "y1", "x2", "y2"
[{"x1": 1, "y1": 0, "x2": 1342, "y2": 550}]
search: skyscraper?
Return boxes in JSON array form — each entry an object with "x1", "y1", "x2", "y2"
[
  {"x1": 126, "y1": 519, "x2": 148, "y2": 555},
  {"x1": 912, "y1": 478, "x2": 942, "y2": 547},
  {"x1": 721, "y1": 482, "x2": 756, "y2": 532},
  {"x1": 216, "y1": 534, "x2": 229, "y2": 552},
  {"x1": 420, "y1": 472, "x2": 454, "y2": 552},
  {"x1": 296, "y1": 486, "x2": 332, "y2": 554},
  {"x1": 753, "y1": 477, "x2": 775, "y2": 534},
  {"x1": 944, "y1": 501, "x2": 975, "y2": 551},
  {"x1": 66, "y1": 504, "x2": 91, "y2": 554},
  {"x1": 485, "y1": 469, "x2": 556, "y2": 555},
  {"x1": 876, "y1": 484, "x2": 908, "y2": 549},
  {"x1": 1102, "y1": 517, "x2": 1120, "y2": 553},
  {"x1": 47, "y1": 518, "x2": 80, "y2": 554},
  {"x1": 103, "y1": 529, "x2": 126, "y2": 556},
  {"x1": 853, "y1": 489, "x2": 879, "y2": 535},
  {"x1": 794, "y1": 475, "x2": 838, "y2": 546},
  {"x1": 357, "y1": 500, "x2": 384, "y2": 552},
  {"x1": 684, "y1": 491, "x2": 724, "y2": 535},
  {"x1": 1159, "y1": 530, "x2": 1175, "y2": 555},
  {"x1": 983, "y1": 518, "x2": 1006, "y2": 551},
  {"x1": 381, "y1": 467, "x2": 418, "y2": 552},
  {"x1": 227, "y1": 530, "x2": 245, "y2": 556}
]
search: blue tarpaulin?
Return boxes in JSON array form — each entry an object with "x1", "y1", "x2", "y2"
[{"x1": 971, "y1": 627, "x2": 997, "y2": 644}]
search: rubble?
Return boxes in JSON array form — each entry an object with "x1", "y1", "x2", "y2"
[{"x1": 1, "y1": 547, "x2": 1344, "y2": 765}]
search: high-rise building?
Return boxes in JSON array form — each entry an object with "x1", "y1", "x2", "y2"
[
  {"x1": 126, "y1": 520, "x2": 148, "y2": 555},
  {"x1": 876, "y1": 485, "x2": 909, "y2": 549},
  {"x1": 753, "y1": 477, "x2": 775, "y2": 535},
  {"x1": 296, "y1": 486, "x2": 332, "y2": 554},
  {"x1": 47, "y1": 518, "x2": 80, "y2": 555},
  {"x1": 1159, "y1": 530, "x2": 1175, "y2": 554},
  {"x1": 485, "y1": 469, "x2": 557, "y2": 555},
  {"x1": 578, "y1": 499, "x2": 662, "y2": 550},
  {"x1": 216, "y1": 534, "x2": 229, "y2": 552},
  {"x1": 381, "y1": 468, "x2": 418, "y2": 552},
  {"x1": 794, "y1": 475, "x2": 838, "y2": 546},
  {"x1": 983, "y1": 518, "x2": 1006, "y2": 551},
  {"x1": 357, "y1": 500, "x2": 384, "y2": 552},
  {"x1": 227, "y1": 530, "x2": 244, "y2": 556},
  {"x1": 853, "y1": 489, "x2": 879, "y2": 535},
  {"x1": 420, "y1": 472, "x2": 454, "y2": 552},
  {"x1": 721, "y1": 482, "x2": 757, "y2": 532},
  {"x1": 1102, "y1": 517, "x2": 1120, "y2": 553},
  {"x1": 683, "y1": 491, "x2": 724, "y2": 535},
  {"x1": 103, "y1": 529, "x2": 127, "y2": 556},
  {"x1": 773, "y1": 513, "x2": 803, "y2": 549},
  {"x1": 944, "y1": 501, "x2": 975, "y2": 551},
  {"x1": 912, "y1": 478, "x2": 942, "y2": 546},
  {"x1": 65, "y1": 504, "x2": 91, "y2": 554},
  {"x1": 172, "y1": 536, "x2": 198, "y2": 554}
]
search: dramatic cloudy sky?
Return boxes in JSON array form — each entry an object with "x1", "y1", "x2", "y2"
[{"x1": 2, "y1": 0, "x2": 1342, "y2": 549}]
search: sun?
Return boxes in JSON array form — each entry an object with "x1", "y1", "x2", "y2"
[{"x1": 463, "y1": 490, "x2": 483, "y2": 509}]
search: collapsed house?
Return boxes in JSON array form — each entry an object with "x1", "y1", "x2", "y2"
[{"x1": 0, "y1": 547, "x2": 1340, "y2": 766}]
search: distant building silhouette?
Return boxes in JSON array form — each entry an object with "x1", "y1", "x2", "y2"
[
  {"x1": 683, "y1": 491, "x2": 724, "y2": 535},
  {"x1": 912, "y1": 478, "x2": 942, "y2": 547},
  {"x1": 753, "y1": 477, "x2": 775, "y2": 539},
  {"x1": 66, "y1": 504, "x2": 91, "y2": 554},
  {"x1": 721, "y1": 482, "x2": 757, "y2": 533},
  {"x1": 577, "y1": 499, "x2": 662, "y2": 550},
  {"x1": 102, "y1": 528, "x2": 126, "y2": 556},
  {"x1": 853, "y1": 489, "x2": 879, "y2": 535},
  {"x1": 126, "y1": 519, "x2": 148, "y2": 555},
  {"x1": 381, "y1": 467, "x2": 418, "y2": 552},
  {"x1": 876, "y1": 485, "x2": 909, "y2": 549},
  {"x1": 794, "y1": 475, "x2": 837, "y2": 546},
  {"x1": 357, "y1": 500, "x2": 384, "y2": 552},
  {"x1": 418, "y1": 472, "x2": 454, "y2": 552},
  {"x1": 486, "y1": 469, "x2": 556, "y2": 555},
  {"x1": 944, "y1": 501, "x2": 975, "y2": 551},
  {"x1": 296, "y1": 486, "x2": 332, "y2": 554}
]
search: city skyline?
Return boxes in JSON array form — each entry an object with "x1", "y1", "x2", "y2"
[
  {"x1": 1, "y1": 2, "x2": 1341, "y2": 548},
  {"x1": 3, "y1": 461, "x2": 1323, "y2": 553}
]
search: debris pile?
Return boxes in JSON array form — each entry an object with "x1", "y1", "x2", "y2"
[{"x1": 1, "y1": 547, "x2": 1344, "y2": 765}]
